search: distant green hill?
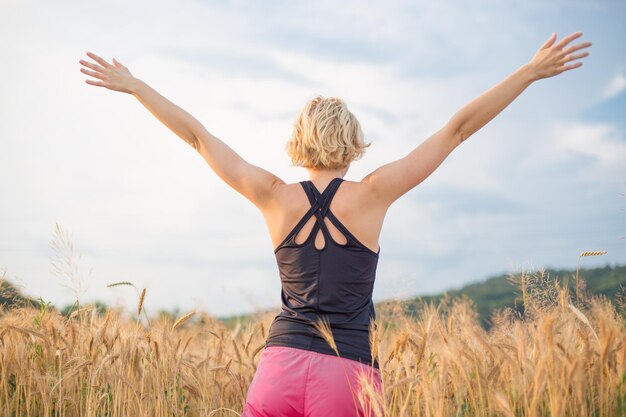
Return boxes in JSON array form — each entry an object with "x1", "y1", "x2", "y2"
[
  {"x1": 0, "y1": 278, "x2": 39, "y2": 310},
  {"x1": 219, "y1": 263, "x2": 626, "y2": 329},
  {"x1": 2, "y1": 263, "x2": 623, "y2": 329},
  {"x1": 404, "y1": 263, "x2": 626, "y2": 327}
]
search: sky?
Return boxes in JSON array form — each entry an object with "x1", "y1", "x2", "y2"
[{"x1": 1, "y1": 0, "x2": 624, "y2": 318}]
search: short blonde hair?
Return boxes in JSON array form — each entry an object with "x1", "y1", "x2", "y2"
[{"x1": 285, "y1": 96, "x2": 371, "y2": 169}]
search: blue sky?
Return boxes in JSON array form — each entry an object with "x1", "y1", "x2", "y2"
[{"x1": 0, "y1": 0, "x2": 624, "y2": 317}]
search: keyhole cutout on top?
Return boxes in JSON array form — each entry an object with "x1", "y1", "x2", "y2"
[{"x1": 294, "y1": 211, "x2": 348, "y2": 250}]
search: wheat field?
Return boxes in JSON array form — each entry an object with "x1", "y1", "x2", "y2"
[{"x1": 0, "y1": 267, "x2": 625, "y2": 417}]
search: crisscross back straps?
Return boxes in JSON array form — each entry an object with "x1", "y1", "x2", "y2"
[{"x1": 299, "y1": 178, "x2": 343, "y2": 243}]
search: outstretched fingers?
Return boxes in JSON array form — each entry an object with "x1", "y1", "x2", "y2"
[
  {"x1": 112, "y1": 58, "x2": 126, "y2": 69},
  {"x1": 80, "y1": 67, "x2": 105, "y2": 80},
  {"x1": 86, "y1": 52, "x2": 113, "y2": 69},
  {"x1": 530, "y1": 31, "x2": 590, "y2": 79},
  {"x1": 557, "y1": 40, "x2": 592, "y2": 67},
  {"x1": 541, "y1": 32, "x2": 557, "y2": 49},
  {"x1": 85, "y1": 79, "x2": 105, "y2": 87},
  {"x1": 559, "y1": 62, "x2": 584, "y2": 74},
  {"x1": 554, "y1": 31, "x2": 583, "y2": 49},
  {"x1": 79, "y1": 59, "x2": 105, "y2": 73},
  {"x1": 561, "y1": 41, "x2": 593, "y2": 56},
  {"x1": 80, "y1": 52, "x2": 113, "y2": 87},
  {"x1": 560, "y1": 51, "x2": 589, "y2": 65}
]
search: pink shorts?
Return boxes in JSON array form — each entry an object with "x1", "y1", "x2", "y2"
[{"x1": 241, "y1": 346, "x2": 385, "y2": 417}]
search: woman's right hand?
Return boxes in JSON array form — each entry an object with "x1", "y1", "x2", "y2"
[
  {"x1": 79, "y1": 52, "x2": 139, "y2": 94},
  {"x1": 527, "y1": 32, "x2": 592, "y2": 81}
]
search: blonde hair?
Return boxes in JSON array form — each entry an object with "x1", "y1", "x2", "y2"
[{"x1": 285, "y1": 96, "x2": 371, "y2": 169}]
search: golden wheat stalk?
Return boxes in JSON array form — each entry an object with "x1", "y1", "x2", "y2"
[
  {"x1": 172, "y1": 311, "x2": 195, "y2": 330},
  {"x1": 137, "y1": 288, "x2": 146, "y2": 317},
  {"x1": 493, "y1": 389, "x2": 515, "y2": 417},
  {"x1": 68, "y1": 306, "x2": 94, "y2": 320},
  {"x1": 578, "y1": 251, "x2": 608, "y2": 257},
  {"x1": 568, "y1": 304, "x2": 600, "y2": 345},
  {"x1": 312, "y1": 316, "x2": 363, "y2": 414},
  {"x1": 231, "y1": 338, "x2": 242, "y2": 364},
  {"x1": 250, "y1": 343, "x2": 266, "y2": 359},
  {"x1": 356, "y1": 372, "x2": 386, "y2": 417},
  {"x1": 575, "y1": 250, "x2": 608, "y2": 303},
  {"x1": 369, "y1": 317, "x2": 380, "y2": 368},
  {"x1": 312, "y1": 316, "x2": 338, "y2": 355}
]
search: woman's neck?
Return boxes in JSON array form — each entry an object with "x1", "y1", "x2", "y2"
[{"x1": 307, "y1": 166, "x2": 349, "y2": 183}]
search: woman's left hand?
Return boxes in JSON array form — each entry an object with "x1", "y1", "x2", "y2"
[
  {"x1": 527, "y1": 32, "x2": 592, "y2": 81},
  {"x1": 79, "y1": 52, "x2": 138, "y2": 94}
]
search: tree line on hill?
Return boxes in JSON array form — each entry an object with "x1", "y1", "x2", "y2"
[
  {"x1": 403, "y1": 263, "x2": 625, "y2": 328},
  {"x1": 1, "y1": 264, "x2": 624, "y2": 329}
]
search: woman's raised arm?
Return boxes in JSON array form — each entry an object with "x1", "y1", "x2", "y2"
[
  {"x1": 449, "y1": 32, "x2": 591, "y2": 143},
  {"x1": 79, "y1": 52, "x2": 284, "y2": 210},
  {"x1": 362, "y1": 32, "x2": 592, "y2": 208}
]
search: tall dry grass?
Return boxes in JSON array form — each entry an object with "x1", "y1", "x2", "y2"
[
  {"x1": 0, "y1": 266, "x2": 624, "y2": 416},
  {"x1": 0, "y1": 225, "x2": 623, "y2": 416}
]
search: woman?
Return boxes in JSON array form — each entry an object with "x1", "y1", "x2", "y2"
[{"x1": 79, "y1": 31, "x2": 590, "y2": 417}]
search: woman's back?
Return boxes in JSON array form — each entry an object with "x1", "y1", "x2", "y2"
[
  {"x1": 267, "y1": 177, "x2": 385, "y2": 256},
  {"x1": 266, "y1": 177, "x2": 382, "y2": 368}
]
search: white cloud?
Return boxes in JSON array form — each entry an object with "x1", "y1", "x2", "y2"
[
  {"x1": 550, "y1": 122, "x2": 626, "y2": 180},
  {"x1": 1, "y1": 0, "x2": 624, "y2": 316},
  {"x1": 601, "y1": 70, "x2": 626, "y2": 100}
]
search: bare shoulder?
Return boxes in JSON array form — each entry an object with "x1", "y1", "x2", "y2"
[
  {"x1": 338, "y1": 178, "x2": 388, "y2": 214},
  {"x1": 264, "y1": 180, "x2": 308, "y2": 218},
  {"x1": 261, "y1": 181, "x2": 309, "y2": 249},
  {"x1": 339, "y1": 177, "x2": 372, "y2": 201}
]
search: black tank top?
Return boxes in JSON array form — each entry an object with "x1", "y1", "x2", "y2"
[{"x1": 265, "y1": 177, "x2": 381, "y2": 369}]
